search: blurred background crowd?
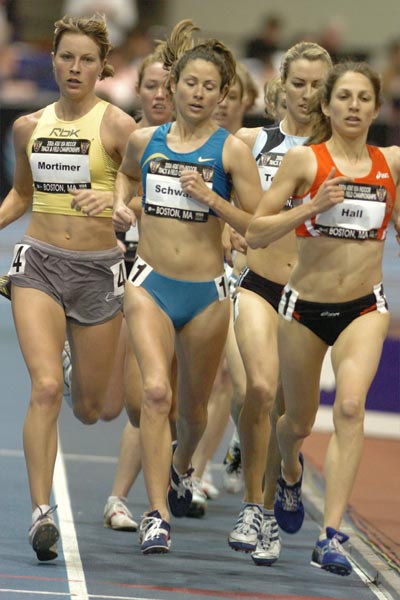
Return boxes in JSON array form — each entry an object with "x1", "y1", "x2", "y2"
[{"x1": 1, "y1": 0, "x2": 400, "y2": 197}]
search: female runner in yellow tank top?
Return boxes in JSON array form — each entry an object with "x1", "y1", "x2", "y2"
[{"x1": 0, "y1": 14, "x2": 137, "y2": 561}]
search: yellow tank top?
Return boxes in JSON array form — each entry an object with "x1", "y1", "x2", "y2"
[{"x1": 28, "y1": 100, "x2": 118, "y2": 218}]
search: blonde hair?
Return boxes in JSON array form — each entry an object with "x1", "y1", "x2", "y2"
[
  {"x1": 264, "y1": 76, "x2": 285, "y2": 119},
  {"x1": 53, "y1": 14, "x2": 114, "y2": 80},
  {"x1": 137, "y1": 43, "x2": 167, "y2": 90},
  {"x1": 280, "y1": 41, "x2": 332, "y2": 82},
  {"x1": 235, "y1": 62, "x2": 259, "y2": 111}
]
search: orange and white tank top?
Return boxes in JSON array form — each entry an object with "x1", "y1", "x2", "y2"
[
  {"x1": 295, "y1": 143, "x2": 396, "y2": 241},
  {"x1": 28, "y1": 100, "x2": 118, "y2": 218}
]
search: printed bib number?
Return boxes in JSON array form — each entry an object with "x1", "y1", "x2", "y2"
[
  {"x1": 8, "y1": 244, "x2": 30, "y2": 275},
  {"x1": 127, "y1": 257, "x2": 153, "y2": 286},
  {"x1": 110, "y1": 261, "x2": 126, "y2": 297},
  {"x1": 214, "y1": 274, "x2": 228, "y2": 301}
]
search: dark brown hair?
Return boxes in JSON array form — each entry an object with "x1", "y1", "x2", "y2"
[
  {"x1": 160, "y1": 19, "x2": 236, "y2": 95},
  {"x1": 307, "y1": 61, "x2": 382, "y2": 145}
]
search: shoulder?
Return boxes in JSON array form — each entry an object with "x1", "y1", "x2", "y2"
[
  {"x1": 131, "y1": 124, "x2": 159, "y2": 148},
  {"x1": 235, "y1": 126, "x2": 262, "y2": 149},
  {"x1": 284, "y1": 144, "x2": 314, "y2": 163},
  {"x1": 13, "y1": 108, "x2": 45, "y2": 147},
  {"x1": 123, "y1": 124, "x2": 160, "y2": 161},
  {"x1": 103, "y1": 102, "x2": 137, "y2": 137},
  {"x1": 224, "y1": 132, "x2": 253, "y2": 155},
  {"x1": 273, "y1": 145, "x2": 316, "y2": 187}
]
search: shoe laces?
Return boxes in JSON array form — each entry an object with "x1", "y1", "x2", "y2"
[
  {"x1": 30, "y1": 505, "x2": 57, "y2": 530},
  {"x1": 281, "y1": 485, "x2": 301, "y2": 511},
  {"x1": 110, "y1": 498, "x2": 133, "y2": 517},
  {"x1": 174, "y1": 467, "x2": 194, "y2": 499},
  {"x1": 327, "y1": 535, "x2": 347, "y2": 556},
  {"x1": 236, "y1": 506, "x2": 262, "y2": 533},
  {"x1": 141, "y1": 514, "x2": 167, "y2": 541},
  {"x1": 258, "y1": 519, "x2": 278, "y2": 550}
]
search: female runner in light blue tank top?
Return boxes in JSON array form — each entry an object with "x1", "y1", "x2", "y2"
[{"x1": 113, "y1": 19, "x2": 262, "y2": 554}]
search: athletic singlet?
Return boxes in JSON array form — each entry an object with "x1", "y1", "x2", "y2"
[
  {"x1": 253, "y1": 123, "x2": 308, "y2": 209},
  {"x1": 28, "y1": 100, "x2": 118, "y2": 218},
  {"x1": 140, "y1": 122, "x2": 232, "y2": 222},
  {"x1": 296, "y1": 143, "x2": 396, "y2": 240}
]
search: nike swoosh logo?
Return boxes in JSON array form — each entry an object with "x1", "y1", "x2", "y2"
[{"x1": 198, "y1": 157, "x2": 214, "y2": 162}]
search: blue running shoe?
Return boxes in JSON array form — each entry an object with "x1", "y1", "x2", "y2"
[
  {"x1": 311, "y1": 527, "x2": 352, "y2": 576},
  {"x1": 274, "y1": 453, "x2": 304, "y2": 534},
  {"x1": 167, "y1": 442, "x2": 194, "y2": 517},
  {"x1": 139, "y1": 510, "x2": 171, "y2": 554}
]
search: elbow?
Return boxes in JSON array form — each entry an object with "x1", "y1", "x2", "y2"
[{"x1": 245, "y1": 227, "x2": 260, "y2": 249}]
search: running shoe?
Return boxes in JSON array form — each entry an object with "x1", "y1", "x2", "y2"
[
  {"x1": 187, "y1": 477, "x2": 207, "y2": 518},
  {"x1": 228, "y1": 503, "x2": 263, "y2": 552},
  {"x1": 167, "y1": 442, "x2": 194, "y2": 518},
  {"x1": 0, "y1": 273, "x2": 11, "y2": 301},
  {"x1": 274, "y1": 453, "x2": 304, "y2": 534},
  {"x1": 251, "y1": 516, "x2": 281, "y2": 566},
  {"x1": 62, "y1": 340, "x2": 72, "y2": 407},
  {"x1": 28, "y1": 505, "x2": 59, "y2": 561},
  {"x1": 222, "y1": 441, "x2": 243, "y2": 494},
  {"x1": 139, "y1": 510, "x2": 171, "y2": 554},
  {"x1": 103, "y1": 496, "x2": 138, "y2": 531},
  {"x1": 311, "y1": 527, "x2": 352, "y2": 576},
  {"x1": 201, "y1": 462, "x2": 219, "y2": 499}
]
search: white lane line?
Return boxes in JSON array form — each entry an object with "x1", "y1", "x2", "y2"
[
  {"x1": 0, "y1": 591, "x2": 70, "y2": 597},
  {"x1": 54, "y1": 439, "x2": 89, "y2": 600},
  {"x1": 0, "y1": 591, "x2": 162, "y2": 600}
]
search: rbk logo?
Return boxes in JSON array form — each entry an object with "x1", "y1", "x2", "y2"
[{"x1": 49, "y1": 127, "x2": 80, "y2": 137}]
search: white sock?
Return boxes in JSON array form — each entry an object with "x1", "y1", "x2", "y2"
[
  {"x1": 231, "y1": 427, "x2": 240, "y2": 447},
  {"x1": 32, "y1": 504, "x2": 51, "y2": 524},
  {"x1": 263, "y1": 509, "x2": 275, "y2": 519}
]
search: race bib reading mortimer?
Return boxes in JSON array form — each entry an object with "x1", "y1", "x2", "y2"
[
  {"x1": 30, "y1": 137, "x2": 91, "y2": 194},
  {"x1": 144, "y1": 159, "x2": 213, "y2": 222}
]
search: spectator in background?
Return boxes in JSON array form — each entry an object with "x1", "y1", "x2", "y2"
[
  {"x1": 242, "y1": 15, "x2": 285, "y2": 116},
  {"x1": 245, "y1": 14, "x2": 284, "y2": 64},
  {"x1": 263, "y1": 75, "x2": 286, "y2": 123},
  {"x1": 381, "y1": 38, "x2": 400, "y2": 144},
  {"x1": 62, "y1": 0, "x2": 138, "y2": 47},
  {"x1": 96, "y1": 24, "x2": 155, "y2": 114}
]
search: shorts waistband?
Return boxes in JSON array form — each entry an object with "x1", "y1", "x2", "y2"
[{"x1": 21, "y1": 235, "x2": 122, "y2": 262}]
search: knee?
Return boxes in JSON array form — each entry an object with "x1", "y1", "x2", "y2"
[
  {"x1": 101, "y1": 404, "x2": 123, "y2": 422},
  {"x1": 246, "y1": 378, "x2": 276, "y2": 414},
  {"x1": 73, "y1": 396, "x2": 102, "y2": 425},
  {"x1": 143, "y1": 381, "x2": 172, "y2": 415},
  {"x1": 31, "y1": 377, "x2": 62, "y2": 412},
  {"x1": 279, "y1": 414, "x2": 313, "y2": 440},
  {"x1": 335, "y1": 396, "x2": 365, "y2": 425}
]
